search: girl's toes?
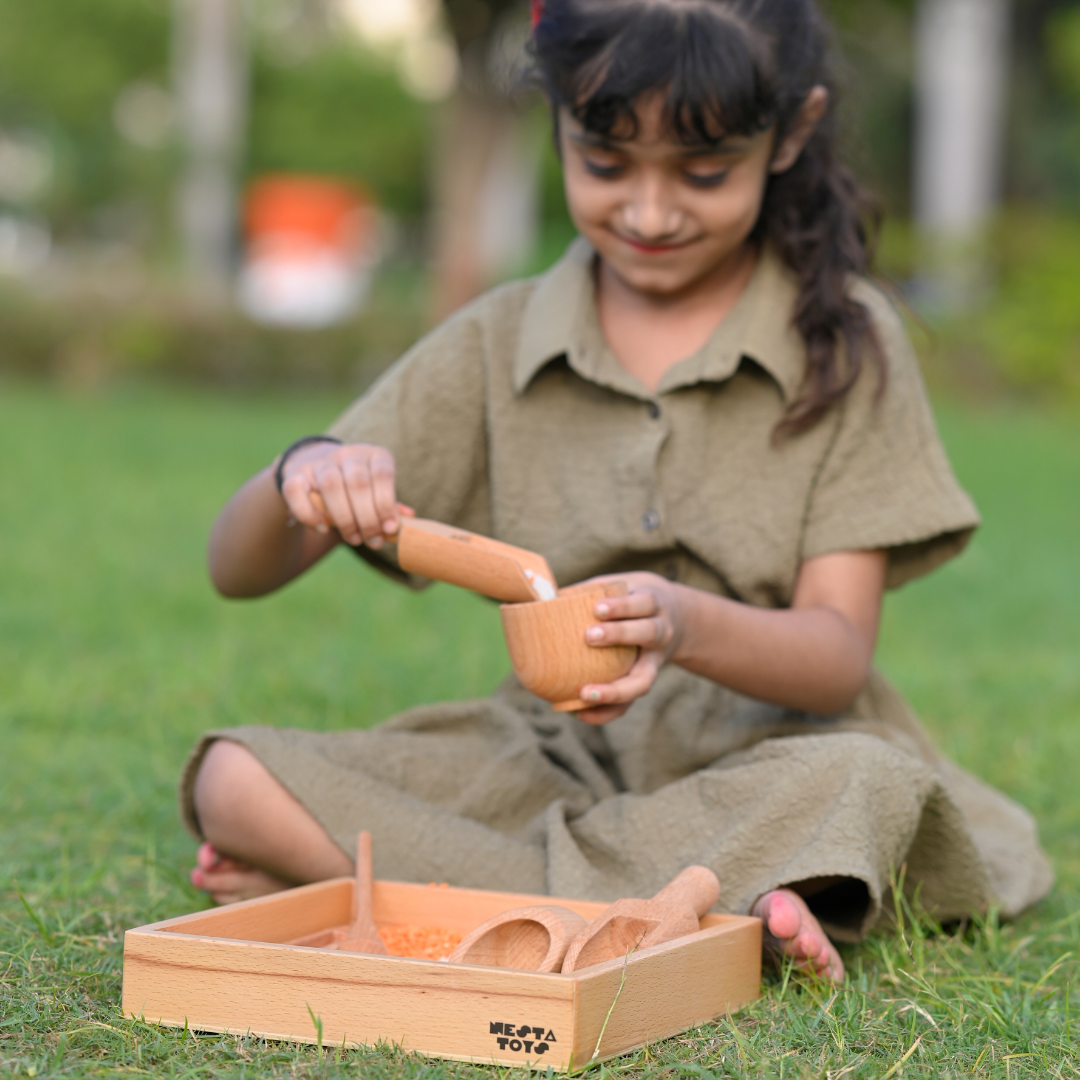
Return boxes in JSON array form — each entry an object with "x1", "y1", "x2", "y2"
[
  {"x1": 193, "y1": 843, "x2": 258, "y2": 892},
  {"x1": 756, "y1": 891, "x2": 802, "y2": 940},
  {"x1": 196, "y1": 842, "x2": 222, "y2": 871},
  {"x1": 794, "y1": 930, "x2": 824, "y2": 962},
  {"x1": 194, "y1": 863, "x2": 292, "y2": 905},
  {"x1": 753, "y1": 887, "x2": 845, "y2": 983}
]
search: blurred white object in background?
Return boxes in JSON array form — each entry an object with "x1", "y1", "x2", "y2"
[
  {"x1": 0, "y1": 214, "x2": 51, "y2": 277},
  {"x1": 476, "y1": 119, "x2": 539, "y2": 282},
  {"x1": 0, "y1": 129, "x2": 53, "y2": 278},
  {"x1": 915, "y1": 0, "x2": 1010, "y2": 236},
  {"x1": 238, "y1": 175, "x2": 378, "y2": 328},
  {"x1": 173, "y1": 0, "x2": 249, "y2": 291},
  {"x1": 398, "y1": 34, "x2": 460, "y2": 101},
  {"x1": 913, "y1": 0, "x2": 1011, "y2": 309},
  {"x1": 114, "y1": 82, "x2": 175, "y2": 150},
  {"x1": 0, "y1": 131, "x2": 54, "y2": 203},
  {"x1": 339, "y1": 0, "x2": 436, "y2": 44},
  {"x1": 338, "y1": 0, "x2": 458, "y2": 101}
]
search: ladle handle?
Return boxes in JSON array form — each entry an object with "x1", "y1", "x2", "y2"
[{"x1": 652, "y1": 865, "x2": 721, "y2": 917}]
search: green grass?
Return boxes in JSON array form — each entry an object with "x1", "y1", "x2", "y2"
[{"x1": 1, "y1": 381, "x2": 1077, "y2": 1078}]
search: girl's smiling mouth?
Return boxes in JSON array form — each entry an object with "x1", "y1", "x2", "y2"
[{"x1": 620, "y1": 234, "x2": 697, "y2": 254}]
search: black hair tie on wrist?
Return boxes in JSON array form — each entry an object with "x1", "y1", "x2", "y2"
[{"x1": 274, "y1": 435, "x2": 342, "y2": 496}]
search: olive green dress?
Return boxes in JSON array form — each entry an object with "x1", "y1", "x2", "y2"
[{"x1": 180, "y1": 240, "x2": 1053, "y2": 942}]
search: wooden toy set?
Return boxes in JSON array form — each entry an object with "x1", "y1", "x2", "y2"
[
  {"x1": 123, "y1": 836, "x2": 762, "y2": 1068},
  {"x1": 123, "y1": 526, "x2": 762, "y2": 1066}
]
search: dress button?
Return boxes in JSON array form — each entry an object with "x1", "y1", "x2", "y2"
[
  {"x1": 647, "y1": 401, "x2": 661, "y2": 419},
  {"x1": 642, "y1": 509, "x2": 661, "y2": 532}
]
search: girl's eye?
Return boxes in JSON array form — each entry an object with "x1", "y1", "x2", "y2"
[
  {"x1": 583, "y1": 158, "x2": 626, "y2": 180},
  {"x1": 683, "y1": 169, "x2": 729, "y2": 189}
]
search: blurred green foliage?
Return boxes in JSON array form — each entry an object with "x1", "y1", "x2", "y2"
[
  {"x1": 1048, "y1": 2, "x2": 1080, "y2": 99},
  {"x1": 248, "y1": 38, "x2": 430, "y2": 219},
  {"x1": 969, "y1": 211, "x2": 1080, "y2": 397},
  {"x1": 0, "y1": 0, "x2": 173, "y2": 233},
  {"x1": 874, "y1": 209, "x2": 1080, "y2": 404},
  {"x1": 0, "y1": 0, "x2": 1079, "y2": 403},
  {"x1": 0, "y1": 0, "x2": 432, "y2": 248},
  {"x1": 0, "y1": 263, "x2": 427, "y2": 391}
]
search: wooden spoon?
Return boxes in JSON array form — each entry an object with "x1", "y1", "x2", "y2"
[
  {"x1": 395, "y1": 517, "x2": 557, "y2": 603},
  {"x1": 305, "y1": 494, "x2": 556, "y2": 603},
  {"x1": 335, "y1": 831, "x2": 388, "y2": 955},
  {"x1": 560, "y1": 866, "x2": 721, "y2": 973},
  {"x1": 448, "y1": 905, "x2": 587, "y2": 971}
]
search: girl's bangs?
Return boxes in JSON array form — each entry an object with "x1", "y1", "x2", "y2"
[{"x1": 556, "y1": 4, "x2": 778, "y2": 143}]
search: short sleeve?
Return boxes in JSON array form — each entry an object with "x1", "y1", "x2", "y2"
[
  {"x1": 323, "y1": 301, "x2": 493, "y2": 585},
  {"x1": 800, "y1": 282, "x2": 981, "y2": 589}
]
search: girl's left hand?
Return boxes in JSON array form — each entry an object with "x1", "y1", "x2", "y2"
[{"x1": 574, "y1": 572, "x2": 686, "y2": 725}]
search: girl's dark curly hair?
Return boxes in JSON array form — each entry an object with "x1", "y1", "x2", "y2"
[{"x1": 531, "y1": 0, "x2": 884, "y2": 435}]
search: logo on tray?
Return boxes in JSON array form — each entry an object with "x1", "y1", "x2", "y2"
[{"x1": 489, "y1": 1021, "x2": 556, "y2": 1055}]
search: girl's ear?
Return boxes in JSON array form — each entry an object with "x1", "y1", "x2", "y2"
[{"x1": 770, "y1": 86, "x2": 829, "y2": 174}]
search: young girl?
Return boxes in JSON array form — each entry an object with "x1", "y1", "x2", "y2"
[{"x1": 184, "y1": 0, "x2": 1052, "y2": 981}]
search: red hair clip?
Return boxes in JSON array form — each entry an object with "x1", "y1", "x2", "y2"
[{"x1": 531, "y1": 0, "x2": 543, "y2": 29}]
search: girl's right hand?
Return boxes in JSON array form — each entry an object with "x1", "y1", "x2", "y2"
[{"x1": 277, "y1": 441, "x2": 409, "y2": 549}]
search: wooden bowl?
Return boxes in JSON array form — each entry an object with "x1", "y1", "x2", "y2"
[{"x1": 500, "y1": 582, "x2": 637, "y2": 711}]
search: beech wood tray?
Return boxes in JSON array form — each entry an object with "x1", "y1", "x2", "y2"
[{"x1": 122, "y1": 877, "x2": 762, "y2": 1069}]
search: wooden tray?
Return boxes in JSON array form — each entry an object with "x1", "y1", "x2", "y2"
[{"x1": 123, "y1": 878, "x2": 762, "y2": 1069}]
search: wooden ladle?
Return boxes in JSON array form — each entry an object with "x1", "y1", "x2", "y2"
[
  {"x1": 334, "y1": 831, "x2": 388, "y2": 955},
  {"x1": 448, "y1": 905, "x2": 587, "y2": 972},
  {"x1": 560, "y1": 866, "x2": 721, "y2": 973}
]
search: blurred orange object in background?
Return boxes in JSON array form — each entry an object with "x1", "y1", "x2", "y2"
[{"x1": 239, "y1": 175, "x2": 378, "y2": 328}]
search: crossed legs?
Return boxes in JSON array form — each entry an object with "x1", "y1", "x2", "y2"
[
  {"x1": 189, "y1": 738, "x2": 844, "y2": 980},
  {"x1": 190, "y1": 739, "x2": 351, "y2": 904}
]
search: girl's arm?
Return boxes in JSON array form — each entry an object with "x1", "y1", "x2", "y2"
[
  {"x1": 575, "y1": 550, "x2": 888, "y2": 724},
  {"x1": 208, "y1": 442, "x2": 402, "y2": 598}
]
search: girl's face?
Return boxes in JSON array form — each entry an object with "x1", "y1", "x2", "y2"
[{"x1": 559, "y1": 94, "x2": 778, "y2": 298}]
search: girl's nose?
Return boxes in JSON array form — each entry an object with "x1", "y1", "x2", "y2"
[{"x1": 621, "y1": 174, "x2": 683, "y2": 240}]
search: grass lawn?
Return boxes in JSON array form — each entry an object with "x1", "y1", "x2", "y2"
[{"x1": 1, "y1": 380, "x2": 1077, "y2": 1078}]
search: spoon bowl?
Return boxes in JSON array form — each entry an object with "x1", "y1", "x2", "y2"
[{"x1": 448, "y1": 905, "x2": 587, "y2": 971}]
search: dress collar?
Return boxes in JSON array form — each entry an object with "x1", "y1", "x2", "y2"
[{"x1": 512, "y1": 236, "x2": 806, "y2": 404}]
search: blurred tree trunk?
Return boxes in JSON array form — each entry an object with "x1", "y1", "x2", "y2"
[
  {"x1": 173, "y1": 0, "x2": 249, "y2": 294},
  {"x1": 431, "y1": 0, "x2": 537, "y2": 320},
  {"x1": 914, "y1": 0, "x2": 1011, "y2": 305}
]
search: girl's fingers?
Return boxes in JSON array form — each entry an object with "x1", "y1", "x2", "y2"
[
  {"x1": 314, "y1": 463, "x2": 364, "y2": 545},
  {"x1": 576, "y1": 702, "x2": 631, "y2": 726},
  {"x1": 281, "y1": 471, "x2": 330, "y2": 531},
  {"x1": 586, "y1": 614, "x2": 669, "y2": 648},
  {"x1": 579, "y1": 653, "x2": 660, "y2": 709},
  {"x1": 594, "y1": 591, "x2": 658, "y2": 621},
  {"x1": 338, "y1": 458, "x2": 387, "y2": 548},
  {"x1": 366, "y1": 449, "x2": 400, "y2": 536},
  {"x1": 275, "y1": 443, "x2": 403, "y2": 547}
]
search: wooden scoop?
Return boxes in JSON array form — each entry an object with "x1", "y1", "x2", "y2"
[
  {"x1": 335, "y1": 831, "x2": 388, "y2": 955},
  {"x1": 395, "y1": 518, "x2": 557, "y2": 603},
  {"x1": 448, "y1": 905, "x2": 587, "y2": 972},
  {"x1": 560, "y1": 866, "x2": 721, "y2": 973},
  {"x1": 305, "y1": 493, "x2": 556, "y2": 603}
]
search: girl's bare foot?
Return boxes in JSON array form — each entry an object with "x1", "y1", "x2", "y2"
[
  {"x1": 752, "y1": 888, "x2": 845, "y2": 982},
  {"x1": 190, "y1": 842, "x2": 292, "y2": 906}
]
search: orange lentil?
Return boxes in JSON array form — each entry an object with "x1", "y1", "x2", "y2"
[{"x1": 378, "y1": 924, "x2": 463, "y2": 961}]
